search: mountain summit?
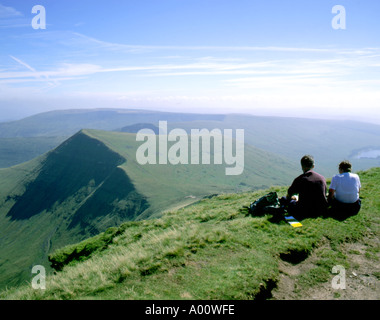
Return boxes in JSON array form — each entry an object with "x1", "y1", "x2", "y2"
[{"x1": 0, "y1": 128, "x2": 297, "y2": 289}]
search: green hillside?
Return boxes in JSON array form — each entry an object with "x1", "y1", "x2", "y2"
[
  {"x1": 84, "y1": 129, "x2": 298, "y2": 218},
  {"x1": 0, "y1": 128, "x2": 298, "y2": 290},
  {"x1": 2, "y1": 167, "x2": 378, "y2": 300},
  {"x1": 0, "y1": 131, "x2": 147, "y2": 289},
  {"x1": 0, "y1": 136, "x2": 67, "y2": 168}
]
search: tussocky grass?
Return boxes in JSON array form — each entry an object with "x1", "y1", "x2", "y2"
[{"x1": 1, "y1": 168, "x2": 379, "y2": 300}]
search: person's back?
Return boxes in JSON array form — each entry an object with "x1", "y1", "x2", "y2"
[
  {"x1": 291, "y1": 170, "x2": 327, "y2": 209},
  {"x1": 330, "y1": 172, "x2": 360, "y2": 204},
  {"x1": 328, "y1": 160, "x2": 361, "y2": 218},
  {"x1": 287, "y1": 155, "x2": 327, "y2": 219}
]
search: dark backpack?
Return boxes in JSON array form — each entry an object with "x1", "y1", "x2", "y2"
[{"x1": 245, "y1": 191, "x2": 281, "y2": 216}]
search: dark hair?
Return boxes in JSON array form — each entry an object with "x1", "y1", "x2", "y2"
[
  {"x1": 339, "y1": 160, "x2": 352, "y2": 172},
  {"x1": 301, "y1": 155, "x2": 314, "y2": 169}
]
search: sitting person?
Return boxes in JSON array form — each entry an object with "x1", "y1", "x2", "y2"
[
  {"x1": 328, "y1": 160, "x2": 361, "y2": 219},
  {"x1": 282, "y1": 155, "x2": 328, "y2": 219}
]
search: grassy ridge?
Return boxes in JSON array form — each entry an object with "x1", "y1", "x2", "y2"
[
  {"x1": 0, "y1": 131, "x2": 148, "y2": 289},
  {"x1": 84, "y1": 129, "x2": 299, "y2": 218},
  {"x1": 2, "y1": 167, "x2": 378, "y2": 300}
]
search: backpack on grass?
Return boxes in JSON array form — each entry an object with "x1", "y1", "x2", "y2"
[{"x1": 244, "y1": 191, "x2": 281, "y2": 216}]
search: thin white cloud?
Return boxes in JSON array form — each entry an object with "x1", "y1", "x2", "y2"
[
  {"x1": 0, "y1": 59, "x2": 331, "y2": 82},
  {"x1": 0, "y1": 4, "x2": 23, "y2": 18},
  {"x1": 9, "y1": 55, "x2": 59, "y2": 88},
  {"x1": 9, "y1": 55, "x2": 37, "y2": 73},
  {"x1": 71, "y1": 32, "x2": 335, "y2": 53},
  {"x1": 0, "y1": 4, "x2": 29, "y2": 28},
  {"x1": 2, "y1": 52, "x2": 378, "y2": 87},
  {"x1": 0, "y1": 77, "x2": 81, "y2": 84},
  {"x1": 2, "y1": 37, "x2": 379, "y2": 122}
]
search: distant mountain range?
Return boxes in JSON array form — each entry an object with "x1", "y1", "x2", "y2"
[{"x1": 1, "y1": 108, "x2": 380, "y2": 176}]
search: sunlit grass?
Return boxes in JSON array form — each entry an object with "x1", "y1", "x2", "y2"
[{"x1": 2, "y1": 168, "x2": 379, "y2": 300}]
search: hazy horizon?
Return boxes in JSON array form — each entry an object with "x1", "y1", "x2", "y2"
[
  {"x1": 1, "y1": 1, "x2": 379, "y2": 124},
  {"x1": 2, "y1": 106, "x2": 380, "y2": 128}
]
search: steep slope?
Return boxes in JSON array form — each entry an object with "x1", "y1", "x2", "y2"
[
  {"x1": 2, "y1": 167, "x2": 378, "y2": 300},
  {"x1": 84, "y1": 129, "x2": 299, "y2": 218},
  {"x1": 5, "y1": 131, "x2": 149, "y2": 226},
  {"x1": 0, "y1": 131, "x2": 149, "y2": 289},
  {"x1": 0, "y1": 128, "x2": 299, "y2": 290}
]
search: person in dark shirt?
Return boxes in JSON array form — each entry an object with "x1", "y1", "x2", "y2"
[{"x1": 285, "y1": 155, "x2": 328, "y2": 219}]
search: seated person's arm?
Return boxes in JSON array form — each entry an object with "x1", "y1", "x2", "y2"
[
  {"x1": 286, "y1": 190, "x2": 298, "y2": 201},
  {"x1": 328, "y1": 188, "x2": 335, "y2": 203},
  {"x1": 287, "y1": 182, "x2": 297, "y2": 200}
]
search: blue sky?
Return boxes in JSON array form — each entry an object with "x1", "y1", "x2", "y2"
[{"x1": 1, "y1": 0, "x2": 380, "y2": 123}]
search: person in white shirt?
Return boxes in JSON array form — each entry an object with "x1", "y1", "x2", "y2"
[{"x1": 328, "y1": 160, "x2": 361, "y2": 219}]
